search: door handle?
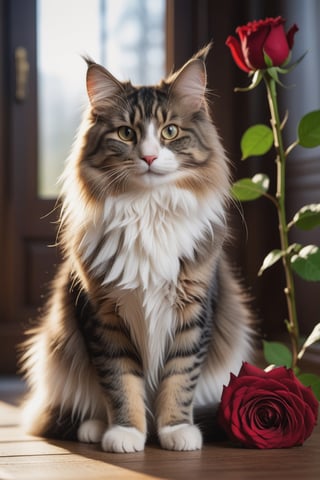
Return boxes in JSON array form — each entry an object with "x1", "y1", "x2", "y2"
[{"x1": 15, "y1": 47, "x2": 30, "y2": 102}]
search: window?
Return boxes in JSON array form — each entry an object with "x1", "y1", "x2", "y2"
[{"x1": 37, "y1": 0, "x2": 166, "y2": 198}]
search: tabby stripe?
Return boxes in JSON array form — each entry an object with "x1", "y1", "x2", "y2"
[
  {"x1": 181, "y1": 383, "x2": 198, "y2": 393},
  {"x1": 179, "y1": 397, "x2": 193, "y2": 408},
  {"x1": 175, "y1": 322, "x2": 198, "y2": 333},
  {"x1": 161, "y1": 364, "x2": 198, "y2": 381},
  {"x1": 154, "y1": 103, "x2": 167, "y2": 124},
  {"x1": 166, "y1": 344, "x2": 200, "y2": 361},
  {"x1": 176, "y1": 311, "x2": 208, "y2": 329},
  {"x1": 180, "y1": 126, "x2": 211, "y2": 151},
  {"x1": 90, "y1": 349, "x2": 142, "y2": 364},
  {"x1": 106, "y1": 394, "x2": 124, "y2": 412},
  {"x1": 137, "y1": 88, "x2": 156, "y2": 118}
]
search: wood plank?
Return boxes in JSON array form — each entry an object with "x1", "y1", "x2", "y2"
[
  {"x1": 86, "y1": 435, "x2": 320, "y2": 480},
  {"x1": 0, "y1": 455, "x2": 162, "y2": 480},
  {"x1": 0, "y1": 426, "x2": 38, "y2": 442},
  {"x1": 0, "y1": 439, "x2": 72, "y2": 457},
  {"x1": 0, "y1": 401, "x2": 161, "y2": 479},
  {"x1": 0, "y1": 396, "x2": 319, "y2": 480},
  {"x1": 1, "y1": 427, "x2": 318, "y2": 480}
]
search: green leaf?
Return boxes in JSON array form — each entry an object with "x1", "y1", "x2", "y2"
[
  {"x1": 263, "y1": 340, "x2": 292, "y2": 368},
  {"x1": 298, "y1": 110, "x2": 320, "y2": 148},
  {"x1": 291, "y1": 204, "x2": 320, "y2": 231},
  {"x1": 291, "y1": 245, "x2": 320, "y2": 281},
  {"x1": 241, "y1": 124, "x2": 274, "y2": 160},
  {"x1": 297, "y1": 373, "x2": 320, "y2": 401},
  {"x1": 231, "y1": 173, "x2": 270, "y2": 202},
  {"x1": 263, "y1": 51, "x2": 273, "y2": 68},
  {"x1": 258, "y1": 249, "x2": 283, "y2": 276}
]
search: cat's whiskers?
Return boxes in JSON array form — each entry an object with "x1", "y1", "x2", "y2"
[{"x1": 105, "y1": 165, "x2": 132, "y2": 194}]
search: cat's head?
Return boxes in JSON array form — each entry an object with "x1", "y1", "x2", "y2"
[{"x1": 74, "y1": 46, "x2": 229, "y2": 200}]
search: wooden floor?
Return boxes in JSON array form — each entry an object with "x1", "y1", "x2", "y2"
[{"x1": 0, "y1": 379, "x2": 319, "y2": 480}]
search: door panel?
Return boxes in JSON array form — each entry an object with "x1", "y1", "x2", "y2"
[{"x1": 0, "y1": 0, "x2": 57, "y2": 372}]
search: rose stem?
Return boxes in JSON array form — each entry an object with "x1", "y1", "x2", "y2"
[{"x1": 263, "y1": 72, "x2": 300, "y2": 368}]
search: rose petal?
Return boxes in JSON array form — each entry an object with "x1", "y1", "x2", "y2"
[
  {"x1": 239, "y1": 379, "x2": 289, "y2": 397},
  {"x1": 281, "y1": 378, "x2": 304, "y2": 397},
  {"x1": 237, "y1": 395, "x2": 284, "y2": 446},
  {"x1": 265, "y1": 365, "x2": 291, "y2": 381},
  {"x1": 239, "y1": 362, "x2": 268, "y2": 377},
  {"x1": 286, "y1": 24, "x2": 299, "y2": 49},
  {"x1": 298, "y1": 383, "x2": 319, "y2": 421},
  {"x1": 244, "y1": 27, "x2": 270, "y2": 70},
  {"x1": 263, "y1": 23, "x2": 290, "y2": 66},
  {"x1": 225, "y1": 36, "x2": 251, "y2": 72},
  {"x1": 303, "y1": 404, "x2": 319, "y2": 440}
]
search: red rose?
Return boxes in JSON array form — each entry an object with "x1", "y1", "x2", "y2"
[
  {"x1": 226, "y1": 17, "x2": 299, "y2": 72},
  {"x1": 217, "y1": 362, "x2": 318, "y2": 449}
]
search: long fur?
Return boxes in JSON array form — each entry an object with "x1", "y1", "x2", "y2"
[{"x1": 21, "y1": 47, "x2": 254, "y2": 452}]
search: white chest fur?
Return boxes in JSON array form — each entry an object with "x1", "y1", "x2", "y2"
[{"x1": 80, "y1": 186, "x2": 224, "y2": 385}]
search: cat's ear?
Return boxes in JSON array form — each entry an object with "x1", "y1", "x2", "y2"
[
  {"x1": 169, "y1": 58, "x2": 207, "y2": 112},
  {"x1": 85, "y1": 60, "x2": 124, "y2": 111}
]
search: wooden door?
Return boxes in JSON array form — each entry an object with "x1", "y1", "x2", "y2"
[{"x1": 0, "y1": 0, "x2": 59, "y2": 372}]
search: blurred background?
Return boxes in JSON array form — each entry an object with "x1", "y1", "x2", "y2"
[{"x1": 0, "y1": 0, "x2": 319, "y2": 373}]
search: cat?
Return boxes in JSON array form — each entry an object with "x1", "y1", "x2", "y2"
[{"x1": 21, "y1": 46, "x2": 254, "y2": 452}]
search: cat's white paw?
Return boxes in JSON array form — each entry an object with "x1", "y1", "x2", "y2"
[
  {"x1": 158, "y1": 424, "x2": 202, "y2": 451},
  {"x1": 101, "y1": 426, "x2": 145, "y2": 453},
  {"x1": 77, "y1": 419, "x2": 107, "y2": 443}
]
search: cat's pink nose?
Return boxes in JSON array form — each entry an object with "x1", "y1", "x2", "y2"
[{"x1": 142, "y1": 155, "x2": 157, "y2": 165}]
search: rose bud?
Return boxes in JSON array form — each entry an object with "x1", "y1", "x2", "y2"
[{"x1": 226, "y1": 16, "x2": 299, "y2": 72}]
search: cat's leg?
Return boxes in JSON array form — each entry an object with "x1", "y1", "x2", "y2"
[
  {"x1": 79, "y1": 359, "x2": 146, "y2": 453},
  {"x1": 156, "y1": 317, "x2": 208, "y2": 450},
  {"x1": 82, "y1": 310, "x2": 147, "y2": 453},
  {"x1": 77, "y1": 364, "x2": 146, "y2": 452},
  {"x1": 100, "y1": 373, "x2": 146, "y2": 453},
  {"x1": 156, "y1": 262, "x2": 215, "y2": 451},
  {"x1": 156, "y1": 332, "x2": 204, "y2": 451}
]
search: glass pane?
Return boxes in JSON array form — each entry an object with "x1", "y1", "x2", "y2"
[{"x1": 37, "y1": 0, "x2": 166, "y2": 198}]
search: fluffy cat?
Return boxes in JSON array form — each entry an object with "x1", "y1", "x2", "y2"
[{"x1": 21, "y1": 46, "x2": 254, "y2": 452}]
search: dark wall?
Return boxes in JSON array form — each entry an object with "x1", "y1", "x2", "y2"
[{"x1": 168, "y1": 0, "x2": 320, "y2": 338}]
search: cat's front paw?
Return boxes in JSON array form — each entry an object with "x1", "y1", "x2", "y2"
[
  {"x1": 101, "y1": 426, "x2": 145, "y2": 453},
  {"x1": 77, "y1": 419, "x2": 107, "y2": 443},
  {"x1": 158, "y1": 424, "x2": 202, "y2": 451}
]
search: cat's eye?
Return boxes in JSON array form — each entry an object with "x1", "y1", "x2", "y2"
[
  {"x1": 118, "y1": 126, "x2": 136, "y2": 142},
  {"x1": 161, "y1": 124, "x2": 179, "y2": 140}
]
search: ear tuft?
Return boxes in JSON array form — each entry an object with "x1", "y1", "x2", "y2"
[
  {"x1": 82, "y1": 55, "x2": 95, "y2": 68},
  {"x1": 86, "y1": 62, "x2": 124, "y2": 109},
  {"x1": 192, "y1": 42, "x2": 212, "y2": 62},
  {"x1": 169, "y1": 58, "x2": 207, "y2": 112}
]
